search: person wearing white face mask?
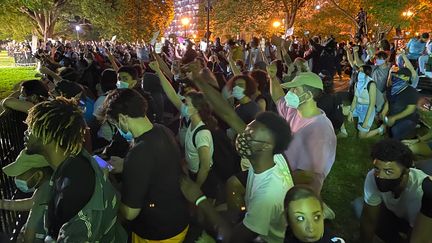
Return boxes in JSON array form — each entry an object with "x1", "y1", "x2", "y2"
[
  {"x1": 268, "y1": 62, "x2": 337, "y2": 219},
  {"x1": 348, "y1": 65, "x2": 385, "y2": 138},
  {"x1": 227, "y1": 75, "x2": 260, "y2": 124},
  {"x1": 1, "y1": 149, "x2": 53, "y2": 243}
]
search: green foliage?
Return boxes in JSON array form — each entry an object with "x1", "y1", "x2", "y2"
[
  {"x1": 81, "y1": 0, "x2": 175, "y2": 41},
  {"x1": 366, "y1": 0, "x2": 411, "y2": 28}
]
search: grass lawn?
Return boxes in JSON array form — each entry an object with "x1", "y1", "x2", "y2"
[
  {"x1": 0, "y1": 51, "x2": 15, "y2": 67},
  {"x1": 0, "y1": 67, "x2": 38, "y2": 99},
  {"x1": 0, "y1": 51, "x2": 37, "y2": 99}
]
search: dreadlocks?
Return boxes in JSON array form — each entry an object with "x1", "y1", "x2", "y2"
[{"x1": 25, "y1": 97, "x2": 86, "y2": 155}]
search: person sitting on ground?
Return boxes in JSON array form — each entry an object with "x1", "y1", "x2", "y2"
[
  {"x1": 381, "y1": 66, "x2": 420, "y2": 140},
  {"x1": 268, "y1": 62, "x2": 336, "y2": 196},
  {"x1": 225, "y1": 74, "x2": 260, "y2": 124},
  {"x1": 103, "y1": 88, "x2": 190, "y2": 242},
  {"x1": 360, "y1": 139, "x2": 432, "y2": 243},
  {"x1": 24, "y1": 97, "x2": 126, "y2": 242},
  {"x1": 1, "y1": 79, "x2": 49, "y2": 113},
  {"x1": 150, "y1": 59, "x2": 220, "y2": 198},
  {"x1": 316, "y1": 71, "x2": 347, "y2": 137},
  {"x1": 1, "y1": 150, "x2": 53, "y2": 243},
  {"x1": 284, "y1": 186, "x2": 345, "y2": 243},
  {"x1": 116, "y1": 65, "x2": 160, "y2": 123},
  {"x1": 348, "y1": 65, "x2": 385, "y2": 138},
  {"x1": 397, "y1": 33, "x2": 429, "y2": 68},
  {"x1": 183, "y1": 62, "x2": 294, "y2": 242}
]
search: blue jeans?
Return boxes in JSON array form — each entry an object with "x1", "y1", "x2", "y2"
[{"x1": 391, "y1": 119, "x2": 417, "y2": 140}]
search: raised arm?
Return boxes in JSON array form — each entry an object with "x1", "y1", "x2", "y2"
[
  {"x1": 353, "y1": 46, "x2": 365, "y2": 67},
  {"x1": 268, "y1": 61, "x2": 285, "y2": 103},
  {"x1": 398, "y1": 50, "x2": 418, "y2": 82},
  {"x1": 227, "y1": 51, "x2": 241, "y2": 76},
  {"x1": 106, "y1": 50, "x2": 120, "y2": 72},
  {"x1": 344, "y1": 45, "x2": 355, "y2": 68},
  {"x1": 186, "y1": 62, "x2": 246, "y2": 134},
  {"x1": 39, "y1": 66, "x2": 62, "y2": 84},
  {"x1": 149, "y1": 61, "x2": 182, "y2": 110}
]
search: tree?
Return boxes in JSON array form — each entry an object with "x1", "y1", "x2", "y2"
[
  {"x1": 81, "y1": 0, "x2": 174, "y2": 41},
  {"x1": 0, "y1": 0, "x2": 79, "y2": 41}
]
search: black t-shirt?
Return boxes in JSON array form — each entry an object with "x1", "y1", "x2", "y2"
[
  {"x1": 317, "y1": 93, "x2": 344, "y2": 131},
  {"x1": 235, "y1": 101, "x2": 260, "y2": 124},
  {"x1": 47, "y1": 151, "x2": 95, "y2": 238},
  {"x1": 387, "y1": 86, "x2": 420, "y2": 123},
  {"x1": 121, "y1": 124, "x2": 189, "y2": 240},
  {"x1": 284, "y1": 226, "x2": 344, "y2": 243},
  {"x1": 421, "y1": 177, "x2": 432, "y2": 218}
]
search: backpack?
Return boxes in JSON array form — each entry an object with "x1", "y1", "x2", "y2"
[{"x1": 192, "y1": 125, "x2": 241, "y2": 181}]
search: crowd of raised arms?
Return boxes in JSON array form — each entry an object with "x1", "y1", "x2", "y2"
[{"x1": 0, "y1": 31, "x2": 432, "y2": 243}]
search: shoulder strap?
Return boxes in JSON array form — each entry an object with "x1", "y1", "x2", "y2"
[{"x1": 192, "y1": 125, "x2": 208, "y2": 148}]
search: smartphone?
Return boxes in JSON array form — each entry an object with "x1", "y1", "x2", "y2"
[{"x1": 93, "y1": 155, "x2": 113, "y2": 171}]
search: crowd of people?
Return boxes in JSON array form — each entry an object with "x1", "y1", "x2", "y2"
[{"x1": 0, "y1": 29, "x2": 431, "y2": 243}]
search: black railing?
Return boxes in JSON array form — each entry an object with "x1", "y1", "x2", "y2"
[
  {"x1": 13, "y1": 52, "x2": 37, "y2": 66},
  {"x1": 0, "y1": 109, "x2": 28, "y2": 240}
]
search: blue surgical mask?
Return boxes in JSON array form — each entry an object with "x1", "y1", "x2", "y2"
[
  {"x1": 375, "y1": 59, "x2": 385, "y2": 66},
  {"x1": 284, "y1": 91, "x2": 300, "y2": 109},
  {"x1": 14, "y1": 177, "x2": 35, "y2": 193},
  {"x1": 358, "y1": 72, "x2": 367, "y2": 81},
  {"x1": 117, "y1": 127, "x2": 133, "y2": 142},
  {"x1": 116, "y1": 81, "x2": 129, "y2": 89},
  {"x1": 181, "y1": 103, "x2": 190, "y2": 121},
  {"x1": 232, "y1": 86, "x2": 246, "y2": 100}
]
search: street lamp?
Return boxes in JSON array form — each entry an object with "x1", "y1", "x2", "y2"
[
  {"x1": 402, "y1": 10, "x2": 414, "y2": 17},
  {"x1": 181, "y1": 17, "x2": 190, "y2": 38},
  {"x1": 75, "y1": 25, "x2": 81, "y2": 40},
  {"x1": 272, "y1": 21, "x2": 282, "y2": 28}
]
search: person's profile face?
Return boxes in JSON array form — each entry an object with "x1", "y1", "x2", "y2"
[
  {"x1": 24, "y1": 129, "x2": 45, "y2": 155},
  {"x1": 117, "y1": 72, "x2": 136, "y2": 86},
  {"x1": 287, "y1": 197, "x2": 324, "y2": 242},
  {"x1": 373, "y1": 159, "x2": 404, "y2": 179}
]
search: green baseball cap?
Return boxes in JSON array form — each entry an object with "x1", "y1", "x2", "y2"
[
  {"x1": 280, "y1": 72, "x2": 323, "y2": 90},
  {"x1": 2, "y1": 149, "x2": 50, "y2": 177}
]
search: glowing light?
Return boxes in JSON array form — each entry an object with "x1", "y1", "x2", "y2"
[
  {"x1": 192, "y1": 34, "x2": 197, "y2": 38},
  {"x1": 272, "y1": 21, "x2": 282, "y2": 28},
  {"x1": 75, "y1": 25, "x2": 81, "y2": 31},
  {"x1": 315, "y1": 5, "x2": 321, "y2": 10},
  {"x1": 181, "y1": 17, "x2": 190, "y2": 26}
]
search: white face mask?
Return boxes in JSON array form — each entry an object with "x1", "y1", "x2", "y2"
[
  {"x1": 232, "y1": 86, "x2": 246, "y2": 100},
  {"x1": 284, "y1": 91, "x2": 307, "y2": 109}
]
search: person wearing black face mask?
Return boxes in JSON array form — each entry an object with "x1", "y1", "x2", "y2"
[{"x1": 360, "y1": 139, "x2": 432, "y2": 243}]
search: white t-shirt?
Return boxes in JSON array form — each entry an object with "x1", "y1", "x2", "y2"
[
  {"x1": 243, "y1": 154, "x2": 294, "y2": 243},
  {"x1": 364, "y1": 168, "x2": 430, "y2": 227},
  {"x1": 184, "y1": 121, "x2": 214, "y2": 173}
]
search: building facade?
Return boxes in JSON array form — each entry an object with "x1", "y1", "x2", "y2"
[{"x1": 166, "y1": 0, "x2": 201, "y2": 38}]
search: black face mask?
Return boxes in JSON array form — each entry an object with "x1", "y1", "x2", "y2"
[{"x1": 375, "y1": 173, "x2": 404, "y2": 192}]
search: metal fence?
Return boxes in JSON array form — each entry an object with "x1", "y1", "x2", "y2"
[
  {"x1": 0, "y1": 109, "x2": 28, "y2": 240},
  {"x1": 13, "y1": 52, "x2": 37, "y2": 66}
]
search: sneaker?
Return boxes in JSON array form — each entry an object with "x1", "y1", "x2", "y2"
[
  {"x1": 337, "y1": 131, "x2": 348, "y2": 138},
  {"x1": 323, "y1": 202, "x2": 336, "y2": 220}
]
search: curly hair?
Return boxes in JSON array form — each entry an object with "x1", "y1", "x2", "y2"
[
  {"x1": 226, "y1": 74, "x2": 257, "y2": 98},
  {"x1": 26, "y1": 97, "x2": 86, "y2": 155},
  {"x1": 370, "y1": 138, "x2": 414, "y2": 168},
  {"x1": 255, "y1": 111, "x2": 292, "y2": 154}
]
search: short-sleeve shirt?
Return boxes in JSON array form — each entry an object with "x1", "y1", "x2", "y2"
[
  {"x1": 371, "y1": 65, "x2": 391, "y2": 93},
  {"x1": 276, "y1": 99, "x2": 336, "y2": 192},
  {"x1": 235, "y1": 101, "x2": 260, "y2": 124},
  {"x1": 364, "y1": 168, "x2": 431, "y2": 227},
  {"x1": 121, "y1": 124, "x2": 189, "y2": 240},
  {"x1": 243, "y1": 154, "x2": 294, "y2": 243},
  {"x1": 387, "y1": 86, "x2": 420, "y2": 124},
  {"x1": 406, "y1": 38, "x2": 427, "y2": 60},
  {"x1": 184, "y1": 121, "x2": 214, "y2": 173}
]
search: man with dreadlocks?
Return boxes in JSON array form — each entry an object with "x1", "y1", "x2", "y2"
[{"x1": 25, "y1": 97, "x2": 127, "y2": 242}]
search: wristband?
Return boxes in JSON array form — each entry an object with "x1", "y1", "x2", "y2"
[{"x1": 195, "y1": 195, "x2": 207, "y2": 206}]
